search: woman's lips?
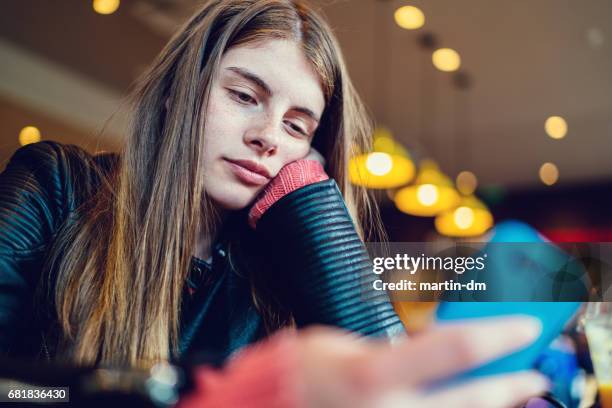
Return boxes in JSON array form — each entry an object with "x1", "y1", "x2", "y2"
[{"x1": 224, "y1": 159, "x2": 270, "y2": 186}]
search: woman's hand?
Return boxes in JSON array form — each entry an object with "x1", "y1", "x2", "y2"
[
  {"x1": 178, "y1": 316, "x2": 549, "y2": 408},
  {"x1": 248, "y1": 147, "x2": 329, "y2": 228},
  {"x1": 296, "y1": 317, "x2": 547, "y2": 408}
]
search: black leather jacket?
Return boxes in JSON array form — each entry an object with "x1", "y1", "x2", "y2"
[{"x1": 0, "y1": 141, "x2": 404, "y2": 366}]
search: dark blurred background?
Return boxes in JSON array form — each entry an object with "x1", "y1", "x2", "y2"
[{"x1": 1, "y1": 0, "x2": 611, "y2": 241}]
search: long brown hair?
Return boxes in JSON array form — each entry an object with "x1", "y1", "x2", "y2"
[{"x1": 49, "y1": 0, "x2": 383, "y2": 368}]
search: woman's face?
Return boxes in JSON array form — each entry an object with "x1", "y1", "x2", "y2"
[{"x1": 201, "y1": 39, "x2": 326, "y2": 210}]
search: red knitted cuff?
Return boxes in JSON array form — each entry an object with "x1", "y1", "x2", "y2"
[
  {"x1": 248, "y1": 159, "x2": 329, "y2": 229},
  {"x1": 176, "y1": 330, "x2": 305, "y2": 408}
]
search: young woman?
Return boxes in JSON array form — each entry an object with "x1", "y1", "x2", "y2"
[{"x1": 0, "y1": 0, "x2": 549, "y2": 405}]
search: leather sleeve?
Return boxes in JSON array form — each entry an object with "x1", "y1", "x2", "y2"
[
  {"x1": 0, "y1": 141, "x2": 73, "y2": 354},
  {"x1": 255, "y1": 179, "x2": 405, "y2": 339},
  {"x1": 0, "y1": 141, "x2": 111, "y2": 356}
]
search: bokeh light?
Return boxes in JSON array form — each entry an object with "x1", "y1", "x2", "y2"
[
  {"x1": 435, "y1": 196, "x2": 494, "y2": 237},
  {"x1": 349, "y1": 128, "x2": 415, "y2": 189},
  {"x1": 394, "y1": 6, "x2": 425, "y2": 30},
  {"x1": 416, "y1": 184, "x2": 439, "y2": 206},
  {"x1": 366, "y1": 152, "x2": 393, "y2": 176},
  {"x1": 456, "y1": 171, "x2": 478, "y2": 195},
  {"x1": 394, "y1": 160, "x2": 460, "y2": 217},
  {"x1": 539, "y1": 162, "x2": 559, "y2": 186},
  {"x1": 432, "y1": 48, "x2": 461, "y2": 72},
  {"x1": 93, "y1": 0, "x2": 120, "y2": 15},
  {"x1": 19, "y1": 126, "x2": 41, "y2": 146},
  {"x1": 453, "y1": 206, "x2": 475, "y2": 230},
  {"x1": 545, "y1": 116, "x2": 568, "y2": 139}
]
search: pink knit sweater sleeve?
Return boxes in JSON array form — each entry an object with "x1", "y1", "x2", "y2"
[
  {"x1": 248, "y1": 159, "x2": 329, "y2": 229},
  {"x1": 176, "y1": 330, "x2": 305, "y2": 408}
]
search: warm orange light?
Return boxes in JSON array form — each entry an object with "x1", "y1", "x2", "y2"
[
  {"x1": 539, "y1": 162, "x2": 559, "y2": 186},
  {"x1": 394, "y1": 6, "x2": 425, "y2": 30},
  {"x1": 19, "y1": 126, "x2": 41, "y2": 146},
  {"x1": 349, "y1": 154, "x2": 415, "y2": 189},
  {"x1": 432, "y1": 48, "x2": 461, "y2": 72},
  {"x1": 366, "y1": 152, "x2": 393, "y2": 176},
  {"x1": 456, "y1": 171, "x2": 478, "y2": 195},
  {"x1": 600, "y1": 383, "x2": 612, "y2": 408},
  {"x1": 416, "y1": 184, "x2": 439, "y2": 206},
  {"x1": 93, "y1": 0, "x2": 120, "y2": 15},
  {"x1": 394, "y1": 160, "x2": 460, "y2": 217},
  {"x1": 349, "y1": 127, "x2": 415, "y2": 189},
  {"x1": 545, "y1": 116, "x2": 567, "y2": 139},
  {"x1": 435, "y1": 196, "x2": 494, "y2": 237},
  {"x1": 453, "y1": 206, "x2": 475, "y2": 230}
]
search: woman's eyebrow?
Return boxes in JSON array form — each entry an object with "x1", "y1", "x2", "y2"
[
  {"x1": 292, "y1": 107, "x2": 320, "y2": 123},
  {"x1": 225, "y1": 66, "x2": 321, "y2": 123},
  {"x1": 226, "y1": 66, "x2": 272, "y2": 96}
]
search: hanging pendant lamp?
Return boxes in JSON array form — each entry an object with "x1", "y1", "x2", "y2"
[
  {"x1": 349, "y1": 127, "x2": 416, "y2": 189},
  {"x1": 435, "y1": 195, "x2": 494, "y2": 237},
  {"x1": 394, "y1": 159, "x2": 460, "y2": 216}
]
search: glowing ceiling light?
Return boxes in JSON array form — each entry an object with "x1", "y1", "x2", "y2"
[
  {"x1": 545, "y1": 116, "x2": 567, "y2": 139},
  {"x1": 394, "y1": 6, "x2": 425, "y2": 30},
  {"x1": 93, "y1": 0, "x2": 120, "y2": 15},
  {"x1": 366, "y1": 152, "x2": 393, "y2": 176},
  {"x1": 349, "y1": 127, "x2": 415, "y2": 189},
  {"x1": 416, "y1": 184, "x2": 439, "y2": 206},
  {"x1": 435, "y1": 196, "x2": 494, "y2": 237},
  {"x1": 432, "y1": 48, "x2": 461, "y2": 72},
  {"x1": 19, "y1": 126, "x2": 41, "y2": 146},
  {"x1": 539, "y1": 162, "x2": 559, "y2": 186},
  {"x1": 373, "y1": 136, "x2": 395, "y2": 153},
  {"x1": 394, "y1": 160, "x2": 460, "y2": 217},
  {"x1": 453, "y1": 206, "x2": 475, "y2": 230},
  {"x1": 456, "y1": 170, "x2": 478, "y2": 195}
]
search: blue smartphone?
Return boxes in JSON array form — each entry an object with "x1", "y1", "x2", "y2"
[
  {"x1": 435, "y1": 221, "x2": 581, "y2": 377},
  {"x1": 436, "y1": 301, "x2": 580, "y2": 377}
]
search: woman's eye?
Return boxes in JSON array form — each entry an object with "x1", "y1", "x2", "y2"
[
  {"x1": 228, "y1": 89, "x2": 256, "y2": 105},
  {"x1": 285, "y1": 120, "x2": 307, "y2": 136}
]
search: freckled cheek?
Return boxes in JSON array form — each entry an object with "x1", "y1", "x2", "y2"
[
  {"x1": 203, "y1": 100, "x2": 249, "y2": 155},
  {"x1": 280, "y1": 140, "x2": 311, "y2": 164}
]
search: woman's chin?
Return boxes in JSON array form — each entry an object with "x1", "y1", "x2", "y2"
[{"x1": 207, "y1": 188, "x2": 258, "y2": 211}]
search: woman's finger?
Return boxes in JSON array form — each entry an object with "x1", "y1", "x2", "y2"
[{"x1": 364, "y1": 316, "x2": 542, "y2": 389}]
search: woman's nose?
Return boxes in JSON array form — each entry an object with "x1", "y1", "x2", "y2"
[{"x1": 244, "y1": 119, "x2": 280, "y2": 156}]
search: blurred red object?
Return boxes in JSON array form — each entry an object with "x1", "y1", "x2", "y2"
[{"x1": 541, "y1": 227, "x2": 612, "y2": 243}]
